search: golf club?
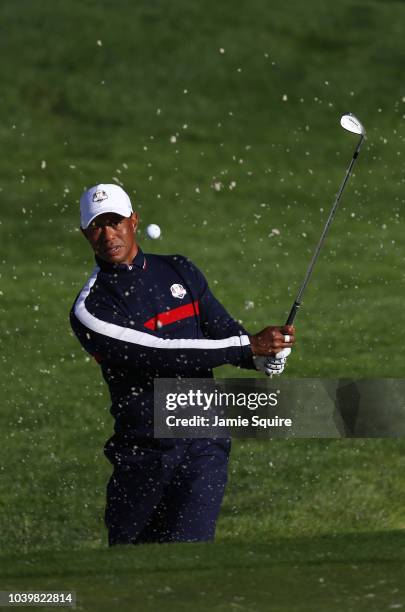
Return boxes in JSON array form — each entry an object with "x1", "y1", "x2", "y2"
[
  {"x1": 286, "y1": 112, "x2": 366, "y2": 326},
  {"x1": 274, "y1": 114, "x2": 366, "y2": 362}
]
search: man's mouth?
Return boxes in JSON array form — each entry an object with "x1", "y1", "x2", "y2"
[{"x1": 104, "y1": 245, "x2": 122, "y2": 256}]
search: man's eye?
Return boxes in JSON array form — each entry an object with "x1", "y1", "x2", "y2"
[{"x1": 89, "y1": 220, "x2": 121, "y2": 231}]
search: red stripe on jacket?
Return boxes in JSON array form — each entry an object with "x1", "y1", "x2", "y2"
[{"x1": 144, "y1": 301, "x2": 200, "y2": 330}]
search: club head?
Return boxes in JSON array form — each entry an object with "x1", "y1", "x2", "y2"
[{"x1": 340, "y1": 113, "x2": 366, "y2": 138}]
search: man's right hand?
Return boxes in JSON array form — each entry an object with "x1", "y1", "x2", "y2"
[{"x1": 248, "y1": 325, "x2": 295, "y2": 356}]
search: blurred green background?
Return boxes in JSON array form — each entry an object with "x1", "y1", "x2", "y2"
[{"x1": 1, "y1": 0, "x2": 405, "y2": 609}]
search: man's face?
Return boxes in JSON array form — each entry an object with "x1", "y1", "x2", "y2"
[{"x1": 82, "y1": 212, "x2": 139, "y2": 265}]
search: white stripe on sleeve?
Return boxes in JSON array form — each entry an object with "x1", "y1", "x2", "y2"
[{"x1": 74, "y1": 267, "x2": 251, "y2": 351}]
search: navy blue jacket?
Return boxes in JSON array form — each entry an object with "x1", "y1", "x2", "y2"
[{"x1": 70, "y1": 248, "x2": 254, "y2": 446}]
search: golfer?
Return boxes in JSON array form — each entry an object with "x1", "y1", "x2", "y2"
[{"x1": 70, "y1": 183, "x2": 295, "y2": 545}]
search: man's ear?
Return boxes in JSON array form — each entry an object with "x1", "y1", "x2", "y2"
[{"x1": 131, "y1": 212, "x2": 139, "y2": 233}]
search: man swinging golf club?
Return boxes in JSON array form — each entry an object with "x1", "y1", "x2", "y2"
[
  {"x1": 70, "y1": 183, "x2": 294, "y2": 545},
  {"x1": 69, "y1": 113, "x2": 364, "y2": 546}
]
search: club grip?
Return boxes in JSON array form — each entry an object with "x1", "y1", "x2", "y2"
[{"x1": 285, "y1": 301, "x2": 300, "y2": 326}]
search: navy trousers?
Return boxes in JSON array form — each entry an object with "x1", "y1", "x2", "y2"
[{"x1": 104, "y1": 439, "x2": 230, "y2": 545}]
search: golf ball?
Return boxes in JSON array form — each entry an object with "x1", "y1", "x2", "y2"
[{"x1": 146, "y1": 223, "x2": 161, "y2": 240}]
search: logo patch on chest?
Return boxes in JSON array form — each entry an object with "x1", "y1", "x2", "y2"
[{"x1": 170, "y1": 283, "x2": 187, "y2": 299}]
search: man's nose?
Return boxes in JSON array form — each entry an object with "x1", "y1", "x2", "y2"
[{"x1": 102, "y1": 225, "x2": 116, "y2": 240}]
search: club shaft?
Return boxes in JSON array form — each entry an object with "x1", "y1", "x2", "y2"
[{"x1": 286, "y1": 134, "x2": 365, "y2": 326}]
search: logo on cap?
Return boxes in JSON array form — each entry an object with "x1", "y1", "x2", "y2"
[
  {"x1": 92, "y1": 190, "x2": 108, "y2": 203},
  {"x1": 170, "y1": 284, "x2": 186, "y2": 299}
]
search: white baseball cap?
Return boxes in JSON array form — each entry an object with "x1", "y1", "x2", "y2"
[{"x1": 80, "y1": 183, "x2": 133, "y2": 229}]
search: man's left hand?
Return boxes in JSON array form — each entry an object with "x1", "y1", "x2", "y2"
[{"x1": 253, "y1": 354, "x2": 289, "y2": 377}]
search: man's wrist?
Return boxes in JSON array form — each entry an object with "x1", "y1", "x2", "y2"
[
  {"x1": 240, "y1": 335, "x2": 254, "y2": 365},
  {"x1": 248, "y1": 335, "x2": 257, "y2": 355}
]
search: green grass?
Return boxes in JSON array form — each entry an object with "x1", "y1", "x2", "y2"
[
  {"x1": 2, "y1": 533, "x2": 405, "y2": 611},
  {"x1": 1, "y1": 0, "x2": 405, "y2": 609}
]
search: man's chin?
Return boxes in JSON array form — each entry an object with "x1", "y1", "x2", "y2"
[{"x1": 98, "y1": 248, "x2": 126, "y2": 264}]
